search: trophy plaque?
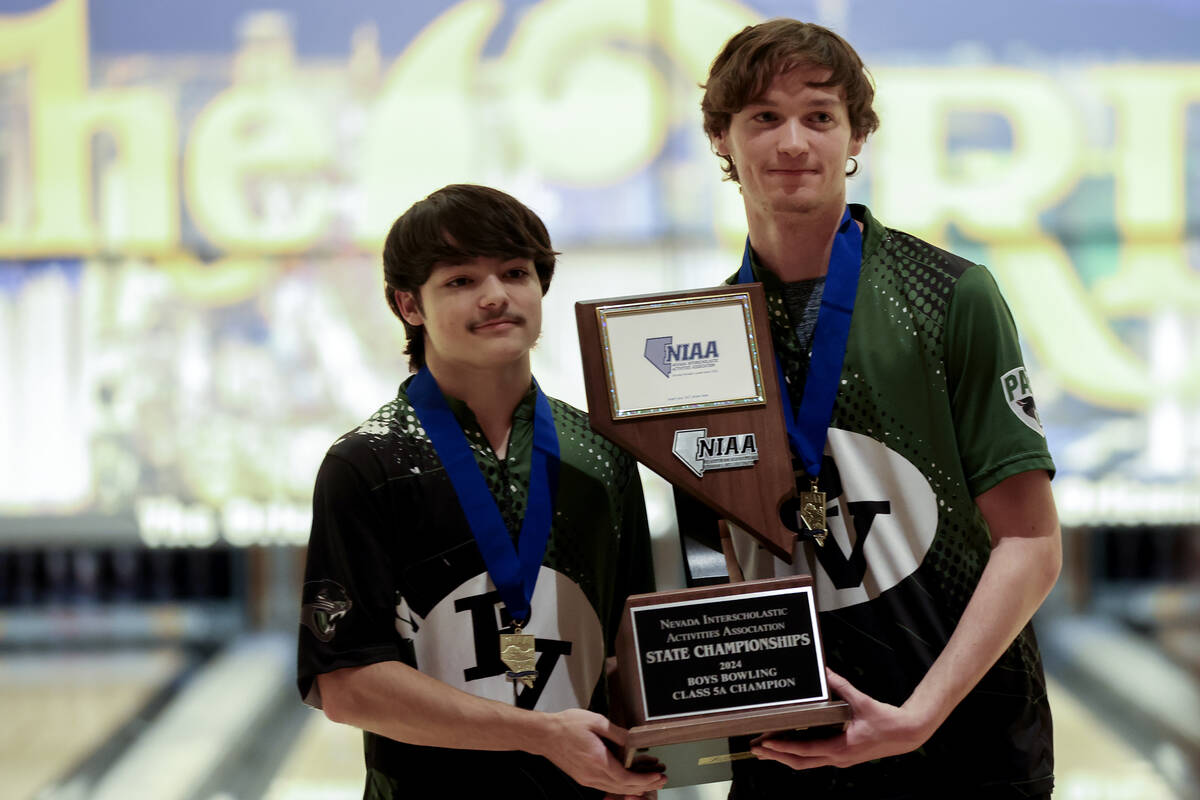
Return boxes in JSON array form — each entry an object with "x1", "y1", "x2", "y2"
[
  {"x1": 575, "y1": 284, "x2": 851, "y2": 788},
  {"x1": 577, "y1": 284, "x2": 795, "y2": 560}
]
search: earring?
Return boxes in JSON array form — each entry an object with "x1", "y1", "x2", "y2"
[{"x1": 846, "y1": 156, "x2": 858, "y2": 176}]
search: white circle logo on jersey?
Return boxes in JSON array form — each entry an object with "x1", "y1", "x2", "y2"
[
  {"x1": 395, "y1": 566, "x2": 604, "y2": 712},
  {"x1": 814, "y1": 428, "x2": 939, "y2": 611},
  {"x1": 731, "y1": 428, "x2": 939, "y2": 612}
]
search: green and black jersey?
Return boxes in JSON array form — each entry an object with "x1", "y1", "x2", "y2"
[
  {"x1": 297, "y1": 378, "x2": 654, "y2": 799},
  {"x1": 726, "y1": 205, "x2": 1055, "y2": 799}
]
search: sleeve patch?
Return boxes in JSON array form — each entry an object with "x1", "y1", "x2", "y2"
[
  {"x1": 1000, "y1": 367, "x2": 1044, "y2": 437},
  {"x1": 301, "y1": 580, "x2": 353, "y2": 642}
]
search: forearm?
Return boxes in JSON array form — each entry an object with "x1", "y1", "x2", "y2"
[
  {"x1": 749, "y1": 471, "x2": 1061, "y2": 771},
  {"x1": 751, "y1": 531, "x2": 1060, "y2": 773},
  {"x1": 898, "y1": 470, "x2": 1061, "y2": 738},
  {"x1": 319, "y1": 660, "x2": 666, "y2": 796},
  {"x1": 900, "y1": 530, "x2": 1061, "y2": 735},
  {"x1": 319, "y1": 661, "x2": 556, "y2": 756}
]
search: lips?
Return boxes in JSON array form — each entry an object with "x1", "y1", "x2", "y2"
[{"x1": 471, "y1": 315, "x2": 523, "y2": 332}]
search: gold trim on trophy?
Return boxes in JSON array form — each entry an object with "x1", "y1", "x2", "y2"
[
  {"x1": 698, "y1": 752, "x2": 757, "y2": 766},
  {"x1": 595, "y1": 292, "x2": 767, "y2": 419}
]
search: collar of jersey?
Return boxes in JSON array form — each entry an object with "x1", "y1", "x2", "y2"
[
  {"x1": 400, "y1": 376, "x2": 537, "y2": 465},
  {"x1": 725, "y1": 203, "x2": 880, "y2": 288},
  {"x1": 400, "y1": 374, "x2": 539, "y2": 431}
]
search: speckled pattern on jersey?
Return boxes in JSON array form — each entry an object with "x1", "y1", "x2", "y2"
[
  {"x1": 726, "y1": 205, "x2": 1056, "y2": 797},
  {"x1": 840, "y1": 229, "x2": 983, "y2": 610},
  {"x1": 328, "y1": 382, "x2": 643, "y2": 621},
  {"x1": 297, "y1": 378, "x2": 652, "y2": 799}
]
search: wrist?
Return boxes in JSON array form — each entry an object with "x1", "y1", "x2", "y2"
[
  {"x1": 898, "y1": 694, "x2": 947, "y2": 745},
  {"x1": 517, "y1": 708, "x2": 561, "y2": 759}
]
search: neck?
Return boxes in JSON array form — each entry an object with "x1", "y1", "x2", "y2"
[
  {"x1": 746, "y1": 200, "x2": 846, "y2": 282},
  {"x1": 422, "y1": 355, "x2": 532, "y2": 459}
]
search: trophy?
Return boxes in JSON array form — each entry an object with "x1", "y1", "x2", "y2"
[{"x1": 575, "y1": 284, "x2": 850, "y2": 788}]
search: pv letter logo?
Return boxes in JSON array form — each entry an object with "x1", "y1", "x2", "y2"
[{"x1": 1000, "y1": 366, "x2": 1044, "y2": 436}]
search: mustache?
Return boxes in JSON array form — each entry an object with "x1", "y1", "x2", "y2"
[{"x1": 470, "y1": 312, "x2": 524, "y2": 330}]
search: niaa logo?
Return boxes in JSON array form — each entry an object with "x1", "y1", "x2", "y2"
[
  {"x1": 672, "y1": 428, "x2": 759, "y2": 476},
  {"x1": 644, "y1": 336, "x2": 719, "y2": 377}
]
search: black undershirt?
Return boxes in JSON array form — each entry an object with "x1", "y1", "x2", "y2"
[{"x1": 780, "y1": 276, "x2": 826, "y2": 391}]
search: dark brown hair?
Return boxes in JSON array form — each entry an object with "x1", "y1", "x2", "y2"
[
  {"x1": 701, "y1": 19, "x2": 880, "y2": 181},
  {"x1": 382, "y1": 184, "x2": 558, "y2": 371}
]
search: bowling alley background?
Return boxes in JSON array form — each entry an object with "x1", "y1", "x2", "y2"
[{"x1": 0, "y1": 1, "x2": 1196, "y2": 798}]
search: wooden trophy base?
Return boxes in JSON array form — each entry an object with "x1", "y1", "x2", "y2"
[
  {"x1": 622, "y1": 699, "x2": 851, "y2": 787},
  {"x1": 611, "y1": 576, "x2": 850, "y2": 789}
]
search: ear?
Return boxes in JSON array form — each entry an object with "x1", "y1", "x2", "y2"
[
  {"x1": 849, "y1": 135, "x2": 864, "y2": 158},
  {"x1": 395, "y1": 289, "x2": 424, "y2": 327},
  {"x1": 711, "y1": 128, "x2": 730, "y2": 157}
]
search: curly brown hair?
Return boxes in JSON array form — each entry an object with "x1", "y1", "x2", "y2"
[{"x1": 701, "y1": 19, "x2": 880, "y2": 182}]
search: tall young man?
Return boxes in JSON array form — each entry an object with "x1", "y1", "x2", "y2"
[
  {"x1": 297, "y1": 184, "x2": 665, "y2": 799},
  {"x1": 698, "y1": 20, "x2": 1062, "y2": 799}
]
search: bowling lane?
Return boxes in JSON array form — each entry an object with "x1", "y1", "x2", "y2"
[
  {"x1": 0, "y1": 647, "x2": 187, "y2": 800},
  {"x1": 1053, "y1": 676, "x2": 1181, "y2": 800},
  {"x1": 262, "y1": 706, "x2": 364, "y2": 800}
]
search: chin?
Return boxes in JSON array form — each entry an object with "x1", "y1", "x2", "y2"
[
  {"x1": 482, "y1": 342, "x2": 534, "y2": 365},
  {"x1": 771, "y1": 198, "x2": 821, "y2": 215}
]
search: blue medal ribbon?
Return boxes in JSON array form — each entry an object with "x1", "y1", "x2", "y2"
[
  {"x1": 736, "y1": 206, "x2": 863, "y2": 479},
  {"x1": 407, "y1": 367, "x2": 560, "y2": 625}
]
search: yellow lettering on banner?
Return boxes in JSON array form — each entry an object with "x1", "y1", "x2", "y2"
[
  {"x1": 505, "y1": 0, "x2": 758, "y2": 188},
  {"x1": 985, "y1": 235, "x2": 1152, "y2": 409},
  {"x1": 1088, "y1": 65, "x2": 1200, "y2": 316},
  {"x1": 186, "y1": 87, "x2": 333, "y2": 253},
  {"x1": 636, "y1": 0, "x2": 759, "y2": 252},
  {"x1": 1096, "y1": 239, "x2": 1200, "y2": 354},
  {"x1": 44, "y1": 92, "x2": 178, "y2": 252},
  {"x1": 1092, "y1": 65, "x2": 1197, "y2": 237},
  {"x1": 0, "y1": 0, "x2": 83, "y2": 97},
  {"x1": 868, "y1": 67, "x2": 1196, "y2": 410},
  {"x1": 0, "y1": 0, "x2": 87, "y2": 253},
  {"x1": 356, "y1": 0, "x2": 500, "y2": 249},
  {"x1": 159, "y1": 255, "x2": 279, "y2": 308},
  {"x1": 503, "y1": 0, "x2": 668, "y2": 185},
  {"x1": 502, "y1": 0, "x2": 756, "y2": 245},
  {"x1": 656, "y1": 0, "x2": 758, "y2": 81},
  {"x1": 872, "y1": 67, "x2": 1084, "y2": 238},
  {"x1": 0, "y1": 0, "x2": 176, "y2": 256}
]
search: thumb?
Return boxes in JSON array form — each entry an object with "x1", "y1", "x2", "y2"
[
  {"x1": 825, "y1": 667, "x2": 865, "y2": 706},
  {"x1": 590, "y1": 714, "x2": 629, "y2": 746}
]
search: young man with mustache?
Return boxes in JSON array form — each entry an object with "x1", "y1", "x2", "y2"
[{"x1": 297, "y1": 184, "x2": 664, "y2": 799}]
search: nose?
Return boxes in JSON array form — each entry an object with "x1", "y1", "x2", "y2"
[
  {"x1": 478, "y1": 274, "x2": 508, "y2": 309},
  {"x1": 777, "y1": 119, "x2": 809, "y2": 157}
]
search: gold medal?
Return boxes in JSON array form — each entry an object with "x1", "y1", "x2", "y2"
[
  {"x1": 499, "y1": 623, "x2": 538, "y2": 688},
  {"x1": 798, "y1": 479, "x2": 827, "y2": 547}
]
